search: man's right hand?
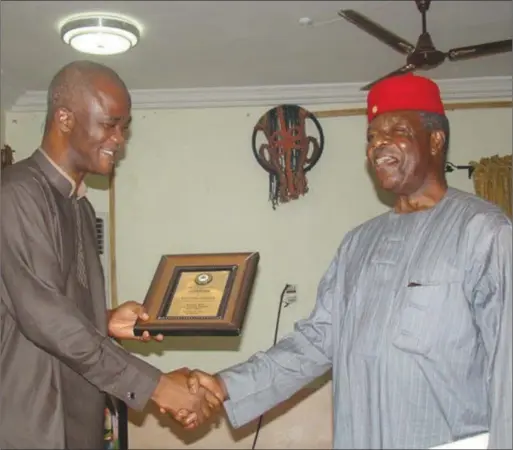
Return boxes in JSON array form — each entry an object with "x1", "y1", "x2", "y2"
[
  {"x1": 187, "y1": 369, "x2": 228, "y2": 403},
  {"x1": 150, "y1": 367, "x2": 222, "y2": 429}
]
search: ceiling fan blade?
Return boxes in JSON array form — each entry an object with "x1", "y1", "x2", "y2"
[
  {"x1": 338, "y1": 9, "x2": 416, "y2": 55},
  {"x1": 447, "y1": 39, "x2": 512, "y2": 61},
  {"x1": 361, "y1": 64, "x2": 417, "y2": 91}
]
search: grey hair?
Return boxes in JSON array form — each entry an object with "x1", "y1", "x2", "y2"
[{"x1": 418, "y1": 111, "x2": 450, "y2": 156}]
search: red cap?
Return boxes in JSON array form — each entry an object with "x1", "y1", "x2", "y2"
[{"x1": 366, "y1": 73, "x2": 445, "y2": 122}]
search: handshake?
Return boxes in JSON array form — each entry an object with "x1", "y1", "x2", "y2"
[{"x1": 151, "y1": 367, "x2": 228, "y2": 429}]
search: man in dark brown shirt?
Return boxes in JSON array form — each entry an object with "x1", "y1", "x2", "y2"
[{"x1": 0, "y1": 60, "x2": 219, "y2": 449}]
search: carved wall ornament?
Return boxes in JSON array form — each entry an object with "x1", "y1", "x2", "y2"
[{"x1": 251, "y1": 104, "x2": 324, "y2": 209}]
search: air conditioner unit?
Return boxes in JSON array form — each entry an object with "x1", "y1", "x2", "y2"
[{"x1": 95, "y1": 212, "x2": 113, "y2": 309}]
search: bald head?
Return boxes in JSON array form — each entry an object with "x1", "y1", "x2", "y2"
[
  {"x1": 45, "y1": 60, "x2": 130, "y2": 130},
  {"x1": 41, "y1": 60, "x2": 132, "y2": 179}
]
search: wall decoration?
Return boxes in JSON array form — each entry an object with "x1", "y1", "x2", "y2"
[
  {"x1": 1, "y1": 144, "x2": 15, "y2": 169},
  {"x1": 252, "y1": 104, "x2": 324, "y2": 209}
]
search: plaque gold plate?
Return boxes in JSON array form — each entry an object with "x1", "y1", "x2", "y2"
[{"x1": 134, "y1": 252, "x2": 259, "y2": 336}]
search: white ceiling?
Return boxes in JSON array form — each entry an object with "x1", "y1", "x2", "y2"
[{"x1": 1, "y1": 0, "x2": 512, "y2": 110}]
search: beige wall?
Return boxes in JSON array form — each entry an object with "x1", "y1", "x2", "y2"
[{"x1": 5, "y1": 104, "x2": 512, "y2": 449}]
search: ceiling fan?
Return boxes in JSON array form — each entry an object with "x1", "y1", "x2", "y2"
[{"x1": 338, "y1": 0, "x2": 512, "y2": 91}]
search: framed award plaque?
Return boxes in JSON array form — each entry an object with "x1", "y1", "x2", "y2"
[{"x1": 134, "y1": 252, "x2": 259, "y2": 336}]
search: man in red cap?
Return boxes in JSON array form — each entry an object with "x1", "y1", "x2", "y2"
[{"x1": 176, "y1": 74, "x2": 512, "y2": 449}]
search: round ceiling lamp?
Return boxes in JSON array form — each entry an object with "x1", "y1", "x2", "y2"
[{"x1": 60, "y1": 14, "x2": 142, "y2": 55}]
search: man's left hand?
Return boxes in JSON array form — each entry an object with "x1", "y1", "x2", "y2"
[{"x1": 108, "y1": 301, "x2": 164, "y2": 342}]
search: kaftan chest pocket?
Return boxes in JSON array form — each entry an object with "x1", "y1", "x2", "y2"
[{"x1": 392, "y1": 278, "x2": 462, "y2": 355}]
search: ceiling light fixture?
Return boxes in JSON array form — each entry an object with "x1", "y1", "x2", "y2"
[{"x1": 60, "y1": 14, "x2": 142, "y2": 55}]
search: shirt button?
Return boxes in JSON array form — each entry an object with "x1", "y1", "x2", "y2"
[{"x1": 127, "y1": 392, "x2": 135, "y2": 400}]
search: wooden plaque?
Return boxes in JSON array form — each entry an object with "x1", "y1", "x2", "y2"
[{"x1": 134, "y1": 252, "x2": 259, "y2": 336}]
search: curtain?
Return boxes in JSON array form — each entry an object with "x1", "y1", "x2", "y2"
[{"x1": 471, "y1": 154, "x2": 512, "y2": 218}]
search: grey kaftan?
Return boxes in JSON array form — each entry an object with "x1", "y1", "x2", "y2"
[
  {"x1": 1, "y1": 149, "x2": 162, "y2": 449},
  {"x1": 219, "y1": 188, "x2": 512, "y2": 449}
]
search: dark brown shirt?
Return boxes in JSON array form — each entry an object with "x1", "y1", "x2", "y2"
[{"x1": 1, "y1": 149, "x2": 161, "y2": 449}]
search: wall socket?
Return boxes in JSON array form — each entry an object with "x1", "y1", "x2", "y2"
[{"x1": 283, "y1": 284, "x2": 297, "y2": 306}]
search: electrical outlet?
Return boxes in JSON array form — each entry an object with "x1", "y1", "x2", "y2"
[{"x1": 283, "y1": 284, "x2": 297, "y2": 306}]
